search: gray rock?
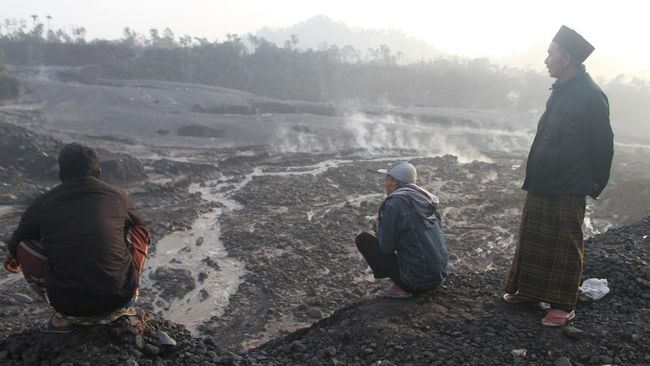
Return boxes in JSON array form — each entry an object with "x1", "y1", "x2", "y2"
[
  {"x1": 600, "y1": 355, "x2": 613, "y2": 364},
  {"x1": 135, "y1": 334, "x2": 145, "y2": 349},
  {"x1": 306, "y1": 308, "x2": 323, "y2": 319},
  {"x1": 198, "y1": 272, "x2": 209, "y2": 283},
  {"x1": 636, "y1": 277, "x2": 650, "y2": 288},
  {"x1": 199, "y1": 289, "x2": 210, "y2": 301},
  {"x1": 125, "y1": 359, "x2": 139, "y2": 366},
  {"x1": 21, "y1": 352, "x2": 39, "y2": 366},
  {"x1": 143, "y1": 344, "x2": 160, "y2": 356},
  {"x1": 11, "y1": 293, "x2": 33, "y2": 304},
  {"x1": 156, "y1": 330, "x2": 177, "y2": 348},
  {"x1": 378, "y1": 361, "x2": 397, "y2": 366},
  {"x1": 279, "y1": 344, "x2": 291, "y2": 354},
  {"x1": 563, "y1": 326, "x2": 584, "y2": 339},
  {"x1": 149, "y1": 266, "x2": 196, "y2": 300},
  {"x1": 127, "y1": 316, "x2": 140, "y2": 327},
  {"x1": 325, "y1": 346, "x2": 337, "y2": 357},
  {"x1": 554, "y1": 356, "x2": 572, "y2": 366},
  {"x1": 553, "y1": 357, "x2": 571, "y2": 366},
  {"x1": 290, "y1": 340, "x2": 307, "y2": 353},
  {"x1": 227, "y1": 351, "x2": 243, "y2": 361}
]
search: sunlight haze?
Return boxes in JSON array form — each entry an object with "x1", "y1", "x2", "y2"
[{"x1": 4, "y1": 0, "x2": 650, "y2": 79}]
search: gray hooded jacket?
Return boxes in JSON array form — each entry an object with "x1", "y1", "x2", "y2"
[{"x1": 377, "y1": 184, "x2": 448, "y2": 290}]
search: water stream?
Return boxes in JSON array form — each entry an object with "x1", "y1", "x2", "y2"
[{"x1": 140, "y1": 158, "x2": 356, "y2": 333}]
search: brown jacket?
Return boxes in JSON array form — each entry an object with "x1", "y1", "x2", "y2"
[{"x1": 7, "y1": 176, "x2": 146, "y2": 316}]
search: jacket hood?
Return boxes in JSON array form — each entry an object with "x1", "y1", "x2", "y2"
[{"x1": 389, "y1": 184, "x2": 440, "y2": 222}]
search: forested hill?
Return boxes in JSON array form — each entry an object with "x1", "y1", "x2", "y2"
[
  {"x1": 0, "y1": 37, "x2": 548, "y2": 110},
  {"x1": 256, "y1": 15, "x2": 446, "y2": 62},
  {"x1": 1, "y1": 18, "x2": 649, "y2": 143}
]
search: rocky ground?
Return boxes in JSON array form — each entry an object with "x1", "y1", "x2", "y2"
[
  {"x1": 198, "y1": 153, "x2": 527, "y2": 350},
  {"x1": 0, "y1": 216, "x2": 647, "y2": 365},
  {"x1": 1, "y1": 105, "x2": 649, "y2": 365}
]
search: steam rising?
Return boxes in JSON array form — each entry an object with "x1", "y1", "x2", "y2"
[
  {"x1": 271, "y1": 111, "x2": 536, "y2": 163},
  {"x1": 343, "y1": 113, "x2": 493, "y2": 163}
]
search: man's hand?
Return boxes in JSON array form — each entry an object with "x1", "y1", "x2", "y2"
[{"x1": 3, "y1": 256, "x2": 20, "y2": 273}]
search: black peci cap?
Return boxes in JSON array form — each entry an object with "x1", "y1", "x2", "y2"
[{"x1": 552, "y1": 25, "x2": 595, "y2": 64}]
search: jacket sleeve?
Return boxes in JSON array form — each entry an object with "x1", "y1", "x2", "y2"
[
  {"x1": 585, "y1": 91, "x2": 614, "y2": 198},
  {"x1": 377, "y1": 199, "x2": 400, "y2": 254},
  {"x1": 7, "y1": 199, "x2": 42, "y2": 258},
  {"x1": 124, "y1": 191, "x2": 146, "y2": 227}
]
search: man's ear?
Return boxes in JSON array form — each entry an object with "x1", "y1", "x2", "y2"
[
  {"x1": 564, "y1": 52, "x2": 575, "y2": 68},
  {"x1": 94, "y1": 167, "x2": 102, "y2": 178},
  {"x1": 389, "y1": 177, "x2": 398, "y2": 189},
  {"x1": 58, "y1": 170, "x2": 64, "y2": 182}
]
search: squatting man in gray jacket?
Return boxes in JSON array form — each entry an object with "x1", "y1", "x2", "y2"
[{"x1": 356, "y1": 162, "x2": 448, "y2": 298}]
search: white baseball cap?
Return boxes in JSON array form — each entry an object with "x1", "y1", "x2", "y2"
[{"x1": 377, "y1": 162, "x2": 417, "y2": 184}]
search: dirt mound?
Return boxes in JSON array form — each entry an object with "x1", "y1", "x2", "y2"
[
  {"x1": 97, "y1": 149, "x2": 147, "y2": 184},
  {"x1": 191, "y1": 103, "x2": 258, "y2": 116},
  {"x1": 0, "y1": 116, "x2": 148, "y2": 205},
  {"x1": 0, "y1": 312, "x2": 236, "y2": 366},
  {"x1": 244, "y1": 217, "x2": 650, "y2": 366},
  {"x1": 151, "y1": 159, "x2": 219, "y2": 179},
  {"x1": 177, "y1": 124, "x2": 226, "y2": 138},
  {"x1": 0, "y1": 112, "x2": 62, "y2": 204},
  {"x1": 2, "y1": 217, "x2": 646, "y2": 366}
]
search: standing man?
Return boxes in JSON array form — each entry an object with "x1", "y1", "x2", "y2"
[
  {"x1": 356, "y1": 162, "x2": 448, "y2": 298},
  {"x1": 4, "y1": 143, "x2": 150, "y2": 333},
  {"x1": 504, "y1": 26, "x2": 614, "y2": 326}
]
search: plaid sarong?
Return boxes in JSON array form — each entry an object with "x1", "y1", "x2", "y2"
[{"x1": 505, "y1": 192, "x2": 586, "y2": 308}]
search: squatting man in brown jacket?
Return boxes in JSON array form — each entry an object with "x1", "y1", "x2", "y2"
[{"x1": 3, "y1": 143, "x2": 150, "y2": 333}]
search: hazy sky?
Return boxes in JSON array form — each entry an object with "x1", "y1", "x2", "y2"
[{"x1": 4, "y1": 0, "x2": 649, "y2": 79}]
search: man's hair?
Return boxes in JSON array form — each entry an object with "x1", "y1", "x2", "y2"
[
  {"x1": 387, "y1": 174, "x2": 407, "y2": 187},
  {"x1": 58, "y1": 143, "x2": 100, "y2": 178}
]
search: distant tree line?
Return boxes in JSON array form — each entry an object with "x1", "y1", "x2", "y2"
[
  {"x1": 1, "y1": 17, "x2": 649, "y2": 136},
  {"x1": 0, "y1": 17, "x2": 550, "y2": 109},
  {"x1": 1, "y1": 15, "x2": 87, "y2": 44}
]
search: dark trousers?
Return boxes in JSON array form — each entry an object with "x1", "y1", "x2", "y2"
[{"x1": 355, "y1": 232, "x2": 415, "y2": 293}]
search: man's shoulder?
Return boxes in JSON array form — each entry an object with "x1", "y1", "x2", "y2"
[
  {"x1": 62, "y1": 178, "x2": 129, "y2": 201},
  {"x1": 580, "y1": 73, "x2": 607, "y2": 99},
  {"x1": 93, "y1": 178, "x2": 126, "y2": 194},
  {"x1": 384, "y1": 195, "x2": 410, "y2": 210},
  {"x1": 35, "y1": 183, "x2": 65, "y2": 202},
  {"x1": 93, "y1": 179, "x2": 131, "y2": 203}
]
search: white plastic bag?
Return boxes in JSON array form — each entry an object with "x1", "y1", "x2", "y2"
[{"x1": 579, "y1": 278, "x2": 610, "y2": 300}]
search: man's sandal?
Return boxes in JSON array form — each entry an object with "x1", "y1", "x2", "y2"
[
  {"x1": 502, "y1": 292, "x2": 527, "y2": 303},
  {"x1": 40, "y1": 316, "x2": 76, "y2": 334},
  {"x1": 376, "y1": 287, "x2": 413, "y2": 299},
  {"x1": 541, "y1": 309, "x2": 575, "y2": 327}
]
